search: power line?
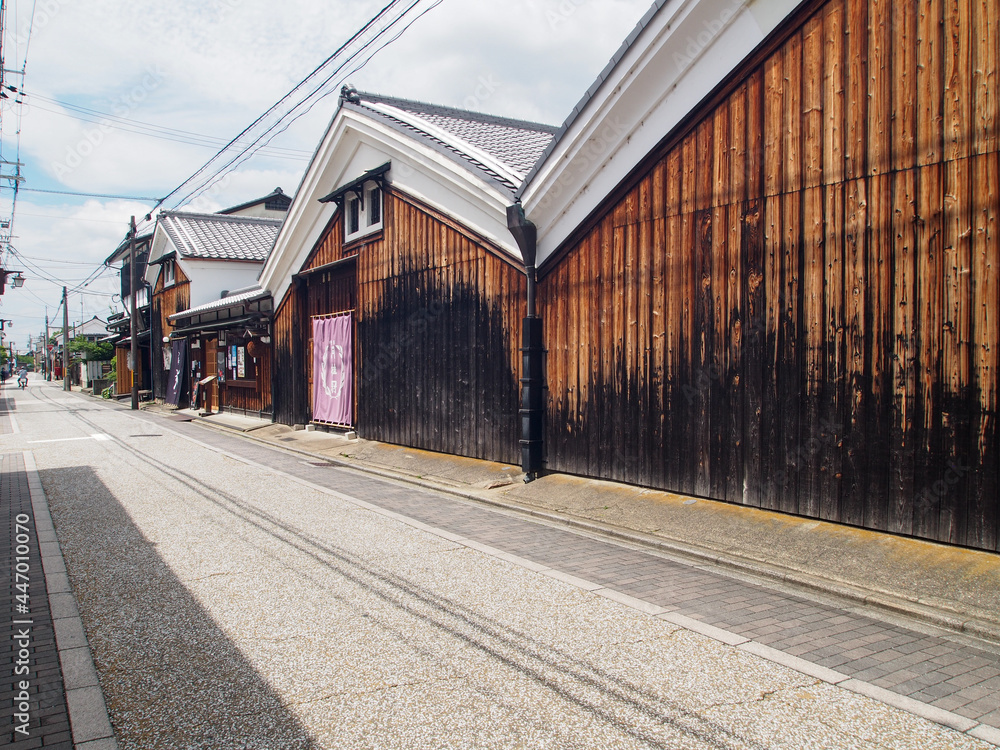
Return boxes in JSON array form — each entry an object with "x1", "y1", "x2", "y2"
[
  {"x1": 27, "y1": 96, "x2": 312, "y2": 159},
  {"x1": 14, "y1": 187, "x2": 162, "y2": 201},
  {"x1": 153, "y1": 0, "x2": 436, "y2": 215},
  {"x1": 7, "y1": 250, "x2": 110, "y2": 265},
  {"x1": 190, "y1": 0, "x2": 443, "y2": 205},
  {"x1": 10, "y1": 211, "x2": 142, "y2": 226}
]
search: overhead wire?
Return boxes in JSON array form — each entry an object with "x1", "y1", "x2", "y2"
[
  {"x1": 16, "y1": 187, "x2": 162, "y2": 201},
  {"x1": 188, "y1": 0, "x2": 442, "y2": 206},
  {"x1": 26, "y1": 95, "x2": 312, "y2": 159},
  {"x1": 8, "y1": 0, "x2": 443, "y2": 324},
  {"x1": 0, "y1": 0, "x2": 37, "y2": 268},
  {"x1": 152, "y1": 0, "x2": 432, "y2": 217}
]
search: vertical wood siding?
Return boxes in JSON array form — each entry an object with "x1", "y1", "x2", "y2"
[
  {"x1": 150, "y1": 269, "x2": 190, "y2": 401},
  {"x1": 273, "y1": 282, "x2": 309, "y2": 425},
  {"x1": 272, "y1": 191, "x2": 524, "y2": 464},
  {"x1": 540, "y1": 0, "x2": 1000, "y2": 551},
  {"x1": 219, "y1": 344, "x2": 272, "y2": 415}
]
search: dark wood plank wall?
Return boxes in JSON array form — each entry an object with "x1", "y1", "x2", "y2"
[
  {"x1": 150, "y1": 268, "x2": 190, "y2": 400},
  {"x1": 357, "y1": 192, "x2": 524, "y2": 464},
  {"x1": 540, "y1": 0, "x2": 1000, "y2": 551},
  {"x1": 272, "y1": 190, "x2": 524, "y2": 464},
  {"x1": 273, "y1": 283, "x2": 308, "y2": 425},
  {"x1": 219, "y1": 345, "x2": 272, "y2": 414},
  {"x1": 272, "y1": 213, "x2": 346, "y2": 427}
]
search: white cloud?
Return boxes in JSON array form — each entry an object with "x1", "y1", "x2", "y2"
[{"x1": 0, "y1": 0, "x2": 653, "y2": 349}]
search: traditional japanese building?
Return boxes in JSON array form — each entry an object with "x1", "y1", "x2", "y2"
[
  {"x1": 258, "y1": 88, "x2": 557, "y2": 464},
  {"x1": 145, "y1": 210, "x2": 282, "y2": 407},
  {"x1": 516, "y1": 0, "x2": 1000, "y2": 551}
]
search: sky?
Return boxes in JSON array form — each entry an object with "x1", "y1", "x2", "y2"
[{"x1": 0, "y1": 0, "x2": 652, "y2": 352}]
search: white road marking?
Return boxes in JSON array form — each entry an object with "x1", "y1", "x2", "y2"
[{"x1": 28, "y1": 433, "x2": 112, "y2": 444}]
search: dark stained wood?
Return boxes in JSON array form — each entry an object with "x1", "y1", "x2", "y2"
[
  {"x1": 914, "y1": 163, "x2": 945, "y2": 543},
  {"x1": 972, "y1": 0, "x2": 998, "y2": 157},
  {"x1": 150, "y1": 267, "x2": 190, "y2": 401},
  {"x1": 889, "y1": 168, "x2": 918, "y2": 537},
  {"x1": 272, "y1": 192, "x2": 524, "y2": 466},
  {"x1": 536, "y1": 0, "x2": 1000, "y2": 551},
  {"x1": 865, "y1": 173, "x2": 892, "y2": 532},
  {"x1": 970, "y1": 152, "x2": 999, "y2": 550},
  {"x1": 743, "y1": 198, "x2": 764, "y2": 509}
]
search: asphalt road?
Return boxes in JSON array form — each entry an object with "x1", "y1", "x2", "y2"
[{"x1": 8, "y1": 377, "x2": 993, "y2": 749}]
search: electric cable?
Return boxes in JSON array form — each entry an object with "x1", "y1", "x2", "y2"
[
  {"x1": 188, "y1": 0, "x2": 442, "y2": 205},
  {"x1": 197, "y1": 0, "x2": 444, "y2": 200},
  {"x1": 153, "y1": 0, "x2": 431, "y2": 215},
  {"x1": 27, "y1": 96, "x2": 312, "y2": 159},
  {"x1": 14, "y1": 187, "x2": 162, "y2": 201}
]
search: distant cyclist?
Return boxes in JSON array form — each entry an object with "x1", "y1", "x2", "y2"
[{"x1": 17, "y1": 366, "x2": 27, "y2": 389}]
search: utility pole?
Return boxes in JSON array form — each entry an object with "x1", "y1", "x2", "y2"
[
  {"x1": 62, "y1": 287, "x2": 69, "y2": 392},
  {"x1": 129, "y1": 216, "x2": 139, "y2": 410},
  {"x1": 44, "y1": 314, "x2": 49, "y2": 380}
]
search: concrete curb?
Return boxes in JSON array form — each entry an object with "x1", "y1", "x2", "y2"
[
  {"x1": 171, "y1": 410, "x2": 1000, "y2": 647},
  {"x1": 345, "y1": 495, "x2": 1000, "y2": 747},
  {"x1": 23, "y1": 451, "x2": 119, "y2": 750}
]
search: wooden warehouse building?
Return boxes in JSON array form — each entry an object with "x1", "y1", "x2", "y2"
[
  {"x1": 516, "y1": 0, "x2": 1000, "y2": 551},
  {"x1": 145, "y1": 210, "x2": 283, "y2": 408},
  {"x1": 258, "y1": 88, "x2": 557, "y2": 464}
]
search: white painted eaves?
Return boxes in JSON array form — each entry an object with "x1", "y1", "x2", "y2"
[
  {"x1": 519, "y1": 0, "x2": 803, "y2": 266},
  {"x1": 258, "y1": 104, "x2": 525, "y2": 310}
]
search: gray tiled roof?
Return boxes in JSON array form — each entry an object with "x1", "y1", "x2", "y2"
[
  {"x1": 349, "y1": 92, "x2": 558, "y2": 194},
  {"x1": 169, "y1": 286, "x2": 269, "y2": 320},
  {"x1": 159, "y1": 212, "x2": 282, "y2": 261}
]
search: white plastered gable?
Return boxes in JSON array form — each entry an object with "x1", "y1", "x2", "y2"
[{"x1": 258, "y1": 106, "x2": 523, "y2": 308}]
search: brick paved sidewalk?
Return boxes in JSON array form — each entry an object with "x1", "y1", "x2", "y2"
[
  {"x1": 146, "y1": 411, "x2": 1000, "y2": 747},
  {"x1": 1, "y1": 447, "x2": 117, "y2": 750},
  {"x1": 1, "y1": 451, "x2": 73, "y2": 749}
]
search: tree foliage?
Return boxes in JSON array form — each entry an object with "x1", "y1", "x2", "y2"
[{"x1": 68, "y1": 337, "x2": 114, "y2": 361}]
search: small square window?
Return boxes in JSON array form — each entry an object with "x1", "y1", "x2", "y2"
[
  {"x1": 347, "y1": 196, "x2": 360, "y2": 235},
  {"x1": 368, "y1": 186, "x2": 381, "y2": 226},
  {"x1": 343, "y1": 180, "x2": 384, "y2": 243}
]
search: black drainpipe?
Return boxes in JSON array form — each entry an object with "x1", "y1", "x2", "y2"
[{"x1": 507, "y1": 202, "x2": 544, "y2": 481}]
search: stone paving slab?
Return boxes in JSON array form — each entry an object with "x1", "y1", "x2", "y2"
[
  {"x1": 1, "y1": 437, "x2": 118, "y2": 750},
  {"x1": 1, "y1": 451, "x2": 73, "y2": 748},
  {"x1": 138, "y1": 410, "x2": 1000, "y2": 744}
]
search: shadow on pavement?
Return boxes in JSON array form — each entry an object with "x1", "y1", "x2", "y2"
[{"x1": 40, "y1": 466, "x2": 318, "y2": 750}]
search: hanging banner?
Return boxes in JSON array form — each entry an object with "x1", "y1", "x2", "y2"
[
  {"x1": 165, "y1": 339, "x2": 187, "y2": 406},
  {"x1": 312, "y1": 314, "x2": 352, "y2": 424}
]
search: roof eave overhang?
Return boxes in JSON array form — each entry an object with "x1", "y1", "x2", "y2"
[
  {"x1": 318, "y1": 162, "x2": 392, "y2": 205},
  {"x1": 168, "y1": 291, "x2": 271, "y2": 322},
  {"x1": 168, "y1": 314, "x2": 269, "y2": 338},
  {"x1": 520, "y1": 0, "x2": 803, "y2": 267},
  {"x1": 258, "y1": 108, "x2": 521, "y2": 307}
]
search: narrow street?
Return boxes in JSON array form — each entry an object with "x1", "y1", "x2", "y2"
[{"x1": 3, "y1": 377, "x2": 997, "y2": 749}]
